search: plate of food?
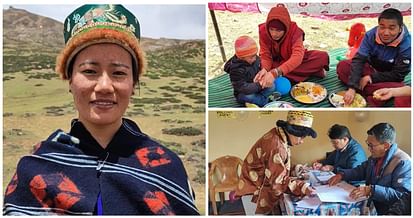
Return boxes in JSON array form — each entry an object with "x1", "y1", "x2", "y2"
[
  {"x1": 263, "y1": 101, "x2": 294, "y2": 108},
  {"x1": 290, "y1": 82, "x2": 327, "y2": 104},
  {"x1": 329, "y1": 91, "x2": 367, "y2": 107}
]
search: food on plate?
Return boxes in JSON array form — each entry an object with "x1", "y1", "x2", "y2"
[
  {"x1": 291, "y1": 82, "x2": 327, "y2": 104},
  {"x1": 329, "y1": 91, "x2": 367, "y2": 107},
  {"x1": 312, "y1": 85, "x2": 324, "y2": 95},
  {"x1": 292, "y1": 85, "x2": 308, "y2": 97},
  {"x1": 330, "y1": 93, "x2": 345, "y2": 105},
  {"x1": 295, "y1": 95, "x2": 314, "y2": 104}
]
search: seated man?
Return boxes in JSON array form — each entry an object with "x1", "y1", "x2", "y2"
[
  {"x1": 313, "y1": 124, "x2": 366, "y2": 176},
  {"x1": 337, "y1": 8, "x2": 411, "y2": 107},
  {"x1": 328, "y1": 123, "x2": 411, "y2": 215}
]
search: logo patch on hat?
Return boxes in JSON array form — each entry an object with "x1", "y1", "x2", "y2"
[
  {"x1": 57, "y1": 4, "x2": 144, "y2": 82},
  {"x1": 64, "y1": 4, "x2": 140, "y2": 43}
]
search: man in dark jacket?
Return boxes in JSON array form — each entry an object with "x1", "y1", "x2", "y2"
[
  {"x1": 313, "y1": 124, "x2": 367, "y2": 183},
  {"x1": 337, "y1": 8, "x2": 411, "y2": 107},
  {"x1": 328, "y1": 123, "x2": 411, "y2": 215},
  {"x1": 224, "y1": 35, "x2": 276, "y2": 107}
]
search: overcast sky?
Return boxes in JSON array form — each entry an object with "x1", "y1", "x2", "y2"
[{"x1": 3, "y1": 4, "x2": 206, "y2": 40}]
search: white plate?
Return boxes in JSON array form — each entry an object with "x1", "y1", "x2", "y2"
[
  {"x1": 290, "y1": 82, "x2": 327, "y2": 104},
  {"x1": 263, "y1": 101, "x2": 294, "y2": 108}
]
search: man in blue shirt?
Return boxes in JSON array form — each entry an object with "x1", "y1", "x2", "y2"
[
  {"x1": 328, "y1": 123, "x2": 411, "y2": 215},
  {"x1": 313, "y1": 124, "x2": 366, "y2": 173},
  {"x1": 337, "y1": 8, "x2": 411, "y2": 107}
]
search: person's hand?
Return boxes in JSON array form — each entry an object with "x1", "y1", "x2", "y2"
[
  {"x1": 328, "y1": 173, "x2": 343, "y2": 186},
  {"x1": 305, "y1": 186, "x2": 317, "y2": 196},
  {"x1": 320, "y1": 165, "x2": 334, "y2": 172},
  {"x1": 229, "y1": 190, "x2": 240, "y2": 202},
  {"x1": 349, "y1": 185, "x2": 371, "y2": 200},
  {"x1": 254, "y1": 68, "x2": 267, "y2": 83},
  {"x1": 359, "y1": 75, "x2": 372, "y2": 90},
  {"x1": 312, "y1": 162, "x2": 322, "y2": 170},
  {"x1": 344, "y1": 88, "x2": 356, "y2": 105},
  {"x1": 259, "y1": 71, "x2": 275, "y2": 88},
  {"x1": 373, "y1": 88, "x2": 393, "y2": 101}
]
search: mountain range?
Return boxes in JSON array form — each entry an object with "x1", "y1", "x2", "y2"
[{"x1": 3, "y1": 6, "x2": 205, "y2": 74}]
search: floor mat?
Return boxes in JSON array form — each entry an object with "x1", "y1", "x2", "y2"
[{"x1": 208, "y1": 48, "x2": 411, "y2": 108}]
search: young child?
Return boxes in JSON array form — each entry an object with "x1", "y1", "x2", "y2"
[{"x1": 224, "y1": 35, "x2": 277, "y2": 107}]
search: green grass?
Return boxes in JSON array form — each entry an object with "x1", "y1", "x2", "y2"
[
  {"x1": 3, "y1": 40, "x2": 206, "y2": 213},
  {"x1": 3, "y1": 71, "x2": 72, "y2": 115},
  {"x1": 162, "y1": 126, "x2": 203, "y2": 136}
]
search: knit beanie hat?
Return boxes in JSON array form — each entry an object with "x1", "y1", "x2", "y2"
[
  {"x1": 234, "y1": 35, "x2": 258, "y2": 58},
  {"x1": 268, "y1": 19, "x2": 286, "y2": 31},
  {"x1": 56, "y1": 4, "x2": 145, "y2": 86}
]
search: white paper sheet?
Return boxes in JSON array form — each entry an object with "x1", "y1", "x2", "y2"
[
  {"x1": 296, "y1": 196, "x2": 322, "y2": 210},
  {"x1": 317, "y1": 174, "x2": 334, "y2": 182},
  {"x1": 241, "y1": 195, "x2": 260, "y2": 215},
  {"x1": 314, "y1": 182, "x2": 367, "y2": 203},
  {"x1": 311, "y1": 170, "x2": 335, "y2": 184}
]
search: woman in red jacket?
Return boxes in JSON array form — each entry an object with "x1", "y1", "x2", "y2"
[{"x1": 255, "y1": 6, "x2": 329, "y2": 87}]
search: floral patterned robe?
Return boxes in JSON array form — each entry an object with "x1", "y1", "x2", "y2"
[{"x1": 235, "y1": 127, "x2": 309, "y2": 214}]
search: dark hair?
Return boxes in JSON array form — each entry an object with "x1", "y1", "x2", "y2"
[
  {"x1": 276, "y1": 120, "x2": 317, "y2": 138},
  {"x1": 367, "y1": 123, "x2": 396, "y2": 144},
  {"x1": 379, "y1": 8, "x2": 403, "y2": 26},
  {"x1": 328, "y1": 124, "x2": 351, "y2": 139}
]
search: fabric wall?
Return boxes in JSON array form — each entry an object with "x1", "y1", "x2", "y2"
[{"x1": 208, "y1": 2, "x2": 412, "y2": 20}]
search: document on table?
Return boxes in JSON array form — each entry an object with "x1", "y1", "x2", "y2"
[
  {"x1": 310, "y1": 170, "x2": 335, "y2": 184},
  {"x1": 296, "y1": 196, "x2": 322, "y2": 210},
  {"x1": 314, "y1": 182, "x2": 367, "y2": 203}
]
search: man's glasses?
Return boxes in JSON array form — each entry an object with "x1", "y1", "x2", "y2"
[{"x1": 365, "y1": 140, "x2": 382, "y2": 148}]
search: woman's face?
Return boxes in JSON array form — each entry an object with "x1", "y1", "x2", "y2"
[
  {"x1": 70, "y1": 43, "x2": 134, "y2": 127},
  {"x1": 287, "y1": 134, "x2": 305, "y2": 146},
  {"x1": 269, "y1": 27, "x2": 285, "y2": 41},
  {"x1": 378, "y1": 18, "x2": 401, "y2": 44}
]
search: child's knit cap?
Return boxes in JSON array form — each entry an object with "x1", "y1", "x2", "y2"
[{"x1": 234, "y1": 35, "x2": 257, "y2": 58}]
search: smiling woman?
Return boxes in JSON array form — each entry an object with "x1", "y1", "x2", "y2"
[
  {"x1": 3, "y1": 4, "x2": 199, "y2": 215},
  {"x1": 70, "y1": 44, "x2": 135, "y2": 148}
]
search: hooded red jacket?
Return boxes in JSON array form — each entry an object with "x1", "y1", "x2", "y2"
[{"x1": 259, "y1": 6, "x2": 305, "y2": 75}]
